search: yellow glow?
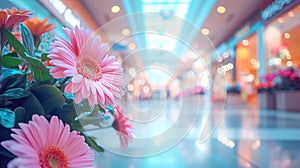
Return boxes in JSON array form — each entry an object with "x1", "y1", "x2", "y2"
[
  {"x1": 217, "y1": 6, "x2": 226, "y2": 14},
  {"x1": 111, "y1": 5, "x2": 120, "y2": 13},
  {"x1": 201, "y1": 28, "x2": 209, "y2": 35},
  {"x1": 122, "y1": 28, "x2": 130, "y2": 35}
]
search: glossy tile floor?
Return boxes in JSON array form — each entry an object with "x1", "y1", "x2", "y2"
[{"x1": 90, "y1": 95, "x2": 300, "y2": 168}]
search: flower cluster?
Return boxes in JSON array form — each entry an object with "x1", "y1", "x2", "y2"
[
  {"x1": 275, "y1": 67, "x2": 300, "y2": 90},
  {"x1": 257, "y1": 72, "x2": 277, "y2": 93},
  {"x1": 257, "y1": 67, "x2": 300, "y2": 92},
  {"x1": 0, "y1": 7, "x2": 133, "y2": 167}
]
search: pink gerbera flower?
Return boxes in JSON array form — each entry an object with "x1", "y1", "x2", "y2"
[
  {"x1": 112, "y1": 105, "x2": 133, "y2": 148},
  {"x1": 48, "y1": 26, "x2": 124, "y2": 108},
  {"x1": 0, "y1": 7, "x2": 32, "y2": 30},
  {"x1": 1, "y1": 115, "x2": 95, "y2": 168}
]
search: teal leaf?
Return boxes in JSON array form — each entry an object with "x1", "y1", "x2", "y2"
[
  {"x1": 3, "y1": 28, "x2": 27, "y2": 58},
  {"x1": 0, "y1": 108, "x2": 15, "y2": 128},
  {"x1": 2, "y1": 55, "x2": 22, "y2": 68},
  {"x1": 25, "y1": 55, "x2": 52, "y2": 81},
  {"x1": 0, "y1": 68, "x2": 22, "y2": 80},
  {"x1": 0, "y1": 88, "x2": 30, "y2": 100},
  {"x1": 0, "y1": 72, "x2": 26, "y2": 93},
  {"x1": 20, "y1": 23, "x2": 34, "y2": 56}
]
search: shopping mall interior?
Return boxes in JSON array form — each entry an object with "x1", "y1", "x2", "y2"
[{"x1": 1, "y1": 0, "x2": 300, "y2": 167}]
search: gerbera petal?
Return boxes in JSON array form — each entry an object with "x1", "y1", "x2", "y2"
[
  {"x1": 6, "y1": 15, "x2": 29, "y2": 29},
  {"x1": 72, "y1": 74, "x2": 83, "y2": 83},
  {"x1": 0, "y1": 11, "x2": 8, "y2": 27},
  {"x1": 8, "y1": 157, "x2": 40, "y2": 168},
  {"x1": 1, "y1": 115, "x2": 94, "y2": 167}
]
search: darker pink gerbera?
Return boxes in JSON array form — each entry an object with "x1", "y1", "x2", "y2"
[
  {"x1": 112, "y1": 105, "x2": 133, "y2": 148},
  {"x1": 0, "y1": 7, "x2": 32, "y2": 30},
  {"x1": 1, "y1": 115, "x2": 95, "y2": 168},
  {"x1": 48, "y1": 26, "x2": 125, "y2": 108}
]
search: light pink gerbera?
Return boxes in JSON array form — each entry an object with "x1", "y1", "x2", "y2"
[
  {"x1": 48, "y1": 26, "x2": 124, "y2": 108},
  {"x1": 112, "y1": 105, "x2": 133, "y2": 148},
  {"x1": 1, "y1": 115, "x2": 95, "y2": 168}
]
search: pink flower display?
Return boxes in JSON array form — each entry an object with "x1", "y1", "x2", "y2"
[
  {"x1": 112, "y1": 106, "x2": 133, "y2": 148},
  {"x1": 48, "y1": 26, "x2": 125, "y2": 108},
  {"x1": 265, "y1": 73, "x2": 277, "y2": 82},
  {"x1": 1, "y1": 115, "x2": 95, "y2": 168}
]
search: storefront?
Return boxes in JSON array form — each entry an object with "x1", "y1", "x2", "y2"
[
  {"x1": 263, "y1": 0, "x2": 300, "y2": 72},
  {"x1": 213, "y1": 0, "x2": 300, "y2": 105}
]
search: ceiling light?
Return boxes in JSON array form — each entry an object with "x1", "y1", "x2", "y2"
[
  {"x1": 127, "y1": 84, "x2": 134, "y2": 91},
  {"x1": 122, "y1": 28, "x2": 130, "y2": 35},
  {"x1": 128, "y1": 43, "x2": 136, "y2": 50},
  {"x1": 192, "y1": 42, "x2": 199, "y2": 48},
  {"x1": 194, "y1": 59, "x2": 202, "y2": 69},
  {"x1": 201, "y1": 28, "x2": 209, "y2": 35},
  {"x1": 284, "y1": 33, "x2": 290, "y2": 39},
  {"x1": 277, "y1": 17, "x2": 284, "y2": 23},
  {"x1": 242, "y1": 39, "x2": 249, "y2": 46},
  {"x1": 143, "y1": 86, "x2": 150, "y2": 93},
  {"x1": 222, "y1": 52, "x2": 229, "y2": 58},
  {"x1": 288, "y1": 11, "x2": 294, "y2": 17},
  {"x1": 217, "y1": 6, "x2": 226, "y2": 14},
  {"x1": 287, "y1": 61, "x2": 293, "y2": 67},
  {"x1": 111, "y1": 5, "x2": 120, "y2": 13}
]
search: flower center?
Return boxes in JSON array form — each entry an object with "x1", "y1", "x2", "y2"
[
  {"x1": 77, "y1": 57, "x2": 102, "y2": 81},
  {"x1": 39, "y1": 145, "x2": 68, "y2": 168}
]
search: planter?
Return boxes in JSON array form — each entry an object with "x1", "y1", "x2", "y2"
[
  {"x1": 258, "y1": 92, "x2": 276, "y2": 109},
  {"x1": 275, "y1": 90, "x2": 300, "y2": 111},
  {"x1": 226, "y1": 93, "x2": 247, "y2": 106}
]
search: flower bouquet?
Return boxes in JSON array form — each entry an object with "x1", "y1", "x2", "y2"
[
  {"x1": 274, "y1": 67, "x2": 300, "y2": 91},
  {"x1": 256, "y1": 72, "x2": 276, "y2": 93},
  {"x1": 0, "y1": 8, "x2": 133, "y2": 167}
]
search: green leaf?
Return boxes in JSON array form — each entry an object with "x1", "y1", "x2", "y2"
[
  {"x1": 20, "y1": 23, "x2": 35, "y2": 56},
  {"x1": 25, "y1": 56, "x2": 52, "y2": 81},
  {"x1": 14, "y1": 107, "x2": 26, "y2": 127},
  {"x1": 2, "y1": 56, "x2": 22, "y2": 68},
  {"x1": 20, "y1": 93, "x2": 45, "y2": 121},
  {"x1": 83, "y1": 134, "x2": 104, "y2": 152},
  {"x1": 0, "y1": 108, "x2": 15, "y2": 128},
  {"x1": 4, "y1": 28, "x2": 52, "y2": 81},
  {"x1": 51, "y1": 103, "x2": 85, "y2": 132},
  {"x1": 3, "y1": 28, "x2": 27, "y2": 58},
  {"x1": 41, "y1": 53, "x2": 49, "y2": 62},
  {"x1": 0, "y1": 88, "x2": 30, "y2": 100},
  {"x1": 31, "y1": 85, "x2": 65, "y2": 114}
]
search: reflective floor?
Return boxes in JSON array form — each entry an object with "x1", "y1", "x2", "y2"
[{"x1": 92, "y1": 95, "x2": 300, "y2": 168}]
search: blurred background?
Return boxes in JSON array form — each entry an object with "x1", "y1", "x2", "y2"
[{"x1": 2, "y1": 0, "x2": 300, "y2": 167}]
